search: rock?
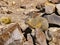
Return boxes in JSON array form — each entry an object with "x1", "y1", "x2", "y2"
[
  {"x1": 45, "y1": 2, "x2": 55, "y2": 14},
  {"x1": 20, "y1": 0, "x2": 37, "y2": 9},
  {"x1": 56, "y1": 4, "x2": 60, "y2": 15},
  {"x1": 23, "y1": 8, "x2": 39, "y2": 15},
  {"x1": 20, "y1": 0, "x2": 47, "y2": 9},
  {"x1": 0, "y1": 1, "x2": 8, "y2": 7},
  {"x1": 23, "y1": 34, "x2": 33, "y2": 45},
  {"x1": 8, "y1": 40, "x2": 23, "y2": 45},
  {"x1": 49, "y1": 0, "x2": 60, "y2": 3},
  {"x1": 19, "y1": 20, "x2": 29, "y2": 31},
  {"x1": 0, "y1": 23, "x2": 25, "y2": 45},
  {"x1": 46, "y1": 27, "x2": 60, "y2": 45},
  {"x1": 36, "y1": 3, "x2": 45, "y2": 11},
  {"x1": 26, "y1": 11, "x2": 44, "y2": 18},
  {"x1": 49, "y1": 41, "x2": 55, "y2": 45},
  {"x1": 35, "y1": 28, "x2": 47, "y2": 45},
  {"x1": 45, "y1": 27, "x2": 60, "y2": 41},
  {"x1": 36, "y1": 0, "x2": 47, "y2": 4},
  {"x1": 0, "y1": 7, "x2": 9, "y2": 14},
  {"x1": 44, "y1": 13, "x2": 60, "y2": 26}
]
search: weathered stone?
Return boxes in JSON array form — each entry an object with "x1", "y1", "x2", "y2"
[
  {"x1": 49, "y1": 41, "x2": 55, "y2": 45},
  {"x1": 19, "y1": 20, "x2": 29, "y2": 31},
  {"x1": 35, "y1": 29, "x2": 47, "y2": 45},
  {"x1": 8, "y1": 40, "x2": 23, "y2": 45},
  {"x1": 36, "y1": 3, "x2": 45, "y2": 11},
  {"x1": 37, "y1": 0, "x2": 47, "y2": 4},
  {"x1": 49, "y1": 0, "x2": 60, "y2": 3},
  {"x1": 45, "y1": 2, "x2": 55, "y2": 14},
  {"x1": 0, "y1": 23, "x2": 25, "y2": 45},
  {"x1": 23, "y1": 34, "x2": 33, "y2": 45},
  {"x1": 23, "y1": 8, "x2": 39, "y2": 15},
  {"x1": 56, "y1": 4, "x2": 60, "y2": 15},
  {"x1": 20, "y1": 0, "x2": 47, "y2": 9},
  {"x1": 44, "y1": 13, "x2": 60, "y2": 26},
  {"x1": 46, "y1": 27, "x2": 60, "y2": 45},
  {"x1": 26, "y1": 11, "x2": 44, "y2": 18}
]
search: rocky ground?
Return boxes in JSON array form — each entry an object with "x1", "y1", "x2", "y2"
[{"x1": 0, "y1": 0, "x2": 60, "y2": 45}]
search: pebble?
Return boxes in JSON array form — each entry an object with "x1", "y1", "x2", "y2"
[
  {"x1": 56, "y1": 4, "x2": 60, "y2": 15},
  {"x1": 45, "y1": 2, "x2": 55, "y2": 14}
]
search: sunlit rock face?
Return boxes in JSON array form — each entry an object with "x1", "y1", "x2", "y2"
[
  {"x1": 23, "y1": 34, "x2": 34, "y2": 45},
  {"x1": 5, "y1": 28, "x2": 24, "y2": 45},
  {"x1": 56, "y1": 4, "x2": 60, "y2": 15},
  {"x1": 0, "y1": 23, "x2": 25, "y2": 45},
  {"x1": 44, "y1": 13, "x2": 60, "y2": 26},
  {"x1": 49, "y1": 0, "x2": 60, "y2": 3},
  {"x1": 45, "y1": 2, "x2": 55, "y2": 14},
  {"x1": 46, "y1": 27, "x2": 60, "y2": 45},
  {"x1": 35, "y1": 29, "x2": 47, "y2": 45},
  {"x1": 20, "y1": 0, "x2": 47, "y2": 9}
]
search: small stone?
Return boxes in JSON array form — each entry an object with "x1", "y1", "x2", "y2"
[
  {"x1": 6, "y1": 11, "x2": 12, "y2": 14},
  {"x1": 27, "y1": 34, "x2": 33, "y2": 43},
  {"x1": 1, "y1": 7, "x2": 9, "y2": 14},
  {"x1": 12, "y1": 1, "x2": 16, "y2": 5},
  {"x1": 1, "y1": 23, "x2": 25, "y2": 45},
  {"x1": 45, "y1": 2, "x2": 55, "y2": 14},
  {"x1": 23, "y1": 34, "x2": 33, "y2": 45},
  {"x1": 56, "y1": 4, "x2": 60, "y2": 15},
  {"x1": 1, "y1": 7, "x2": 8, "y2": 12},
  {"x1": 44, "y1": 13, "x2": 60, "y2": 26},
  {"x1": 23, "y1": 8, "x2": 39, "y2": 15},
  {"x1": 36, "y1": 3, "x2": 45, "y2": 11},
  {"x1": 49, "y1": 41, "x2": 55, "y2": 45},
  {"x1": 49, "y1": 0, "x2": 60, "y2": 3},
  {"x1": 20, "y1": 5, "x2": 26, "y2": 9},
  {"x1": 46, "y1": 27, "x2": 60, "y2": 45},
  {"x1": 19, "y1": 21, "x2": 29, "y2": 31},
  {"x1": 35, "y1": 29, "x2": 47, "y2": 45},
  {"x1": 37, "y1": 0, "x2": 47, "y2": 4}
]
